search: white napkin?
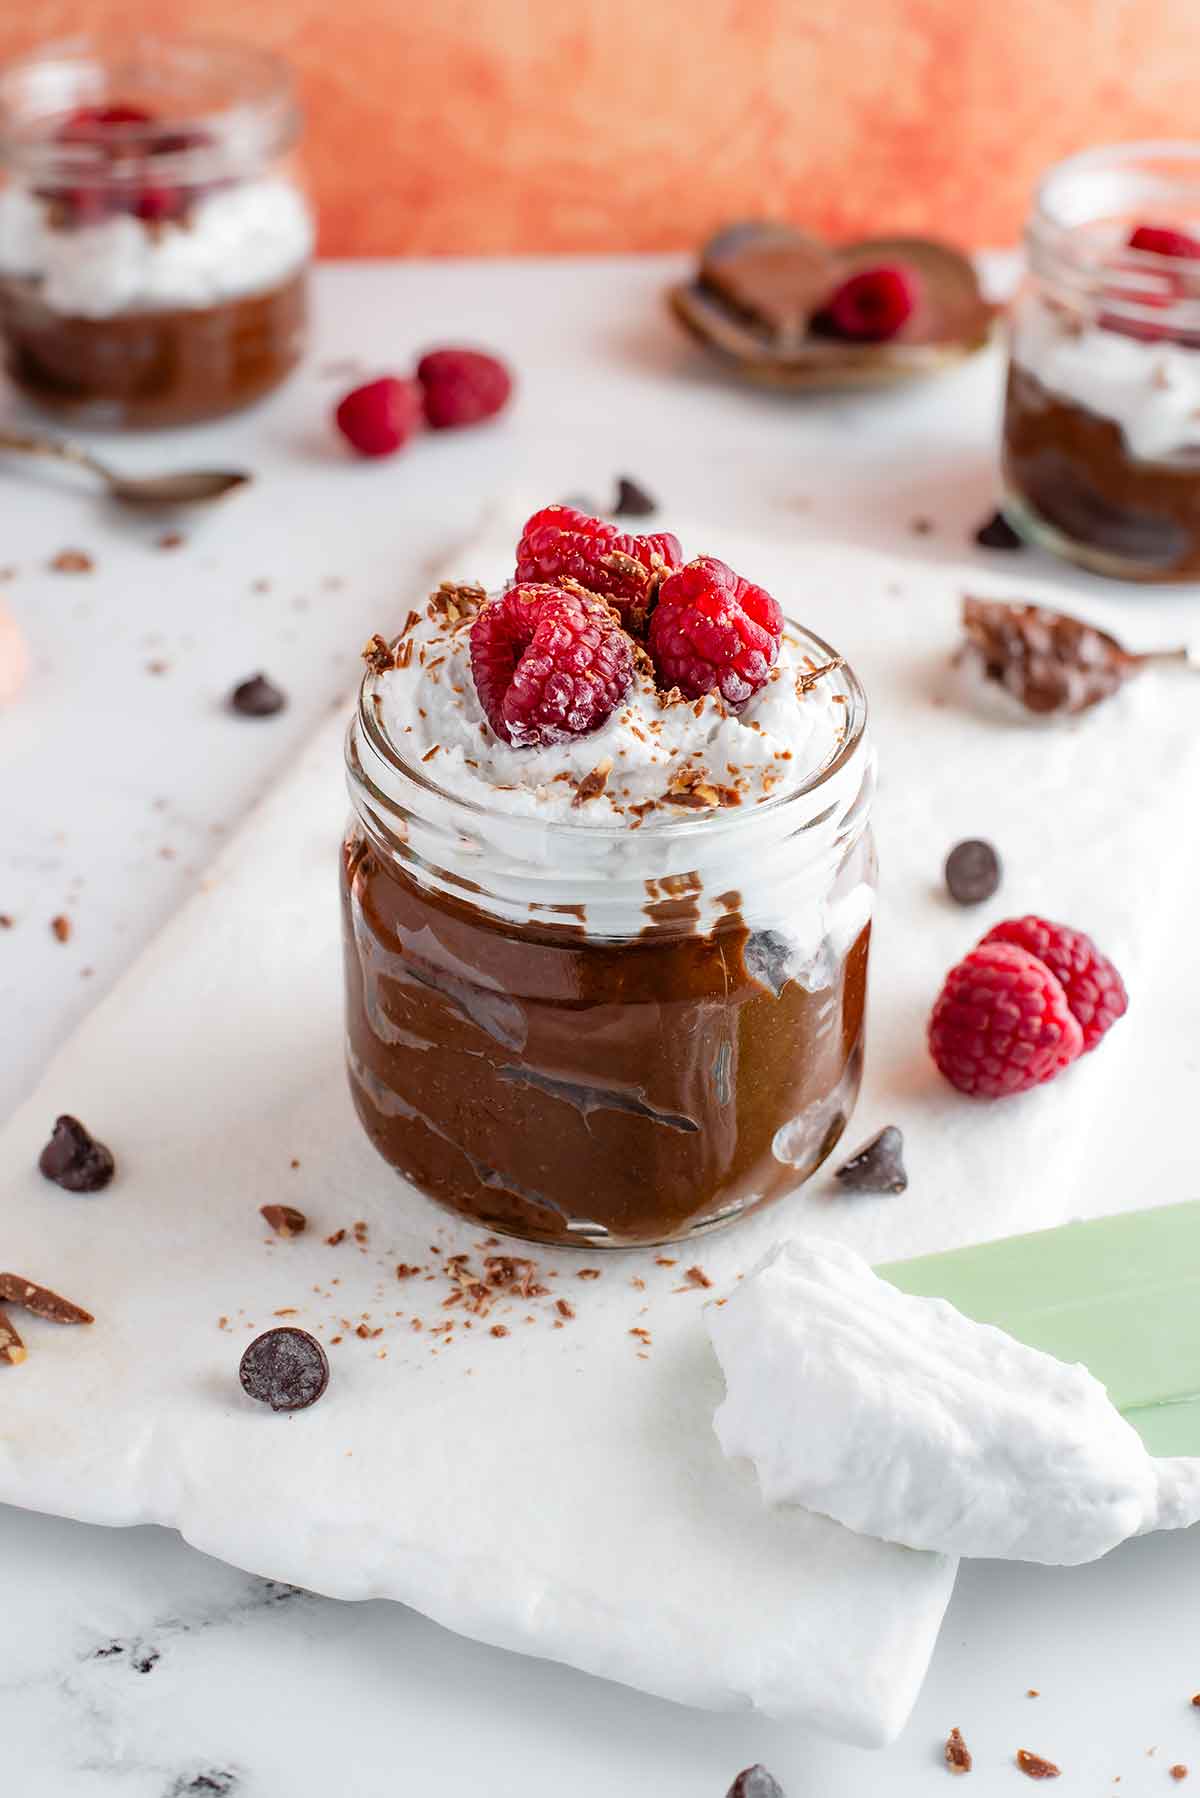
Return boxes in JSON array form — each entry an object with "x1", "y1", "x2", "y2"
[{"x1": 1, "y1": 518, "x2": 1195, "y2": 1746}]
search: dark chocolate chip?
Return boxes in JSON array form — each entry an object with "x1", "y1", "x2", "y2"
[
  {"x1": 834, "y1": 1125, "x2": 907, "y2": 1194},
  {"x1": 228, "y1": 673, "x2": 286, "y2": 718},
  {"x1": 727, "y1": 1769, "x2": 787, "y2": 1798},
  {"x1": 974, "y1": 509, "x2": 1024, "y2": 550},
  {"x1": 167, "y1": 1774, "x2": 238, "y2": 1797},
  {"x1": 944, "y1": 838, "x2": 1002, "y2": 906},
  {"x1": 239, "y1": 1327, "x2": 329, "y2": 1412},
  {"x1": 612, "y1": 475, "x2": 658, "y2": 518},
  {"x1": 38, "y1": 1115, "x2": 115, "y2": 1193},
  {"x1": 260, "y1": 1203, "x2": 307, "y2": 1238}
]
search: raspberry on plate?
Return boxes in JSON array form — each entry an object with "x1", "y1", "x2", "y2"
[
  {"x1": 515, "y1": 506, "x2": 682, "y2": 633},
  {"x1": 469, "y1": 583, "x2": 634, "y2": 748},
  {"x1": 648, "y1": 555, "x2": 783, "y2": 708},
  {"x1": 979, "y1": 916, "x2": 1128, "y2": 1053},
  {"x1": 335, "y1": 377, "x2": 422, "y2": 458},
  {"x1": 822, "y1": 264, "x2": 918, "y2": 342},
  {"x1": 928, "y1": 941, "x2": 1084, "y2": 1098},
  {"x1": 417, "y1": 348, "x2": 512, "y2": 429}
]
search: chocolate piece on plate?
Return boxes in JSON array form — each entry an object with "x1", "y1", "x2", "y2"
[
  {"x1": 239, "y1": 1327, "x2": 330, "y2": 1412},
  {"x1": 229, "y1": 672, "x2": 286, "y2": 717},
  {"x1": 39, "y1": 1114, "x2": 115, "y2": 1192},
  {"x1": 834, "y1": 1125, "x2": 907, "y2": 1194},
  {"x1": 0, "y1": 1273, "x2": 94, "y2": 1325},
  {"x1": 726, "y1": 1768, "x2": 787, "y2": 1798},
  {"x1": 975, "y1": 509, "x2": 1024, "y2": 550},
  {"x1": 1015, "y1": 1750, "x2": 1061, "y2": 1780},
  {"x1": 946, "y1": 1727, "x2": 974, "y2": 1774},
  {"x1": 0, "y1": 1307, "x2": 27, "y2": 1365},
  {"x1": 612, "y1": 475, "x2": 659, "y2": 518},
  {"x1": 261, "y1": 1203, "x2": 307, "y2": 1238},
  {"x1": 944, "y1": 838, "x2": 1002, "y2": 906}
]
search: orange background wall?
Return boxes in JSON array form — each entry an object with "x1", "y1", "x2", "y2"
[{"x1": 2, "y1": 1, "x2": 1195, "y2": 255}]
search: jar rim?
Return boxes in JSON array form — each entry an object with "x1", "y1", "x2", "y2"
[{"x1": 352, "y1": 614, "x2": 869, "y2": 846}]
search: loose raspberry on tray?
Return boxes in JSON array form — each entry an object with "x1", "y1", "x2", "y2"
[
  {"x1": 515, "y1": 506, "x2": 682, "y2": 633},
  {"x1": 416, "y1": 348, "x2": 513, "y2": 429},
  {"x1": 928, "y1": 941, "x2": 1084, "y2": 1098},
  {"x1": 335, "y1": 376, "x2": 423, "y2": 458},
  {"x1": 469, "y1": 583, "x2": 634, "y2": 748},
  {"x1": 979, "y1": 917, "x2": 1128, "y2": 1053},
  {"x1": 648, "y1": 555, "x2": 783, "y2": 708}
]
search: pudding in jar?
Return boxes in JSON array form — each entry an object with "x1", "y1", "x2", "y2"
[
  {"x1": 0, "y1": 36, "x2": 313, "y2": 428},
  {"x1": 341, "y1": 508, "x2": 875, "y2": 1249},
  {"x1": 1003, "y1": 141, "x2": 1200, "y2": 580}
]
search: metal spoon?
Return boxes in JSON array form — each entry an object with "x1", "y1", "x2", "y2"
[{"x1": 0, "y1": 427, "x2": 251, "y2": 509}]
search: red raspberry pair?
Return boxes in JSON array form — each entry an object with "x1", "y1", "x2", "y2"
[
  {"x1": 336, "y1": 350, "x2": 512, "y2": 457},
  {"x1": 929, "y1": 918, "x2": 1128, "y2": 1099}
]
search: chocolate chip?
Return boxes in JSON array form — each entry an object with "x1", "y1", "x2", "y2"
[
  {"x1": 239, "y1": 1327, "x2": 329, "y2": 1412},
  {"x1": 38, "y1": 1115, "x2": 115, "y2": 1193},
  {"x1": 260, "y1": 1203, "x2": 307, "y2": 1238},
  {"x1": 229, "y1": 672, "x2": 286, "y2": 717},
  {"x1": 726, "y1": 1769, "x2": 787, "y2": 1798},
  {"x1": 612, "y1": 475, "x2": 658, "y2": 518},
  {"x1": 944, "y1": 838, "x2": 1002, "y2": 906},
  {"x1": 974, "y1": 509, "x2": 1024, "y2": 550},
  {"x1": 834, "y1": 1125, "x2": 907, "y2": 1194}
]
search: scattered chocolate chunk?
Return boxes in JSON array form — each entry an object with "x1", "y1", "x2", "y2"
[
  {"x1": 156, "y1": 531, "x2": 185, "y2": 551},
  {"x1": 0, "y1": 914, "x2": 13, "y2": 928},
  {"x1": 39, "y1": 1114, "x2": 115, "y2": 1192},
  {"x1": 795, "y1": 656, "x2": 844, "y2": 696},
  {"x1": 1016, "y1": 1750, "x2": 1061, "y2": 1780},
  {"x1": 50, "y1": 548, "x2": 93, "y2": 574},
  {"x1": 0, "y1": 1307, "x2": 26, "y2": 1365},
  {"x1": 946, "y1": 1728, "x2": 973, "y2": 1774},
  {"x1": 0, "y1": 1274, "x2": 93, "y2": 1325},
  {"x1": 960, "y1": 596, "x2": 1191, "y2": 717},
  {"x1": 166, "y1": 1773, "x2": 238, "y2": 1797},
  {"x1": 944, "y1": 838, "x2": 1002, "y2": 906},
  {"x1": 50, "y1": 914, "x2": 72, "y2": 943},
  {"x1": 726, "y1": 1768, "x2": 786, "y2": 1798},
  {"x1": 1171, "y1": 1769, "x2": 1189, "y2": 1783},
  {"x1": 1193, "y1": 1695, "x2": 1200, "y2": 1708},
  {"x1": 239, "y1": 1327, "x2": 329, "y2": 1412},
  {"x1": 835, "y1": 1125, "x2": 907, "y2": 1193},
  {"x1": 975, "y1": 510, "x2": 1024, "y2": 551},
  {"x1": 911, "y1": 515, "x2": 935, "y2": 535},
  {"x1": 228, "y1": 672, "x2": 286, "y2": 718},
  {"x1": 362, "y1": 632, "x2": 399, "y2": 674},
  {"x1": 260, "y1": 1203, "x2": 306, "y2": 1238},
  {"x1": 573, "y1": 758, "x2": 613, "y2": 806},
  {"x1": 612, "y1": 475, "x2": 658, "y2": 518},
  {"x1": 680, "y1": 1264, "x2": 712, "y2": 1289}
]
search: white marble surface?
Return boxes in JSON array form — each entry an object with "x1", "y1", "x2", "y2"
[{"x1": 2, "y1": 257, "x2": 1200, "y2": 1796}]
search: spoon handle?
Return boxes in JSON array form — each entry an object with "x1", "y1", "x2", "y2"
[{"x1": 0, "y1": 427, "x2": 112, "y2": 485}]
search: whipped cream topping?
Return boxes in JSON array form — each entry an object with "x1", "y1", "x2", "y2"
[
  {"x1": 709, "y1": 1239, "x2": 1200, "y2": 1566},
  {"x1": 0, "y1": 175, "x2": 312, "y2": 316},
  {"x1": 1013, "y1": 291, "x2": 1200, "y2": 462}
]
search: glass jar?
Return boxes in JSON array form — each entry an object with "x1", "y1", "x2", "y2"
[
  {"x1": 0, "y1": 35, "x2": 312, "y2": 428},
  {"x1": 341, "y1": 626, "x2": 876, "y2": 1250},
  {"x1": 1003, "y1": 140, "x2": 1200, "y2": 581}
]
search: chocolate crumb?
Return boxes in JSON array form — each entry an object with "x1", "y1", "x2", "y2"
[
  {"x1": 974, "y1": 510, "x2": 1024, "y2": 551},
  {"x1": 655, "y1": 1256, "x2": 677, "y2": 1267},
  {"x1": 50, "y1": 914, "x2": 72, "y2": 943},
  {"x1": 490, "y1": 1324, "x2": 509, "y2": 1339},
  {"x1": 834, "y1": 1125, "x2": 907, "y2": 1194},
  {"x1": 612, "y1": 475, "x2": 658, "y2": 518},
  {"x1": 1171, "y1": 1770, "x2": 1189, "y2": 1783},
  {"x1": 946, "y1": 1728, "x2": 973, "y2": 1774},
  {"x1": 0, "y1": 1273, "x2": 93, "y2": 1325},
  {"x1": 795, "y1": 656, "x2": 844, "y2": 696},
  {"x1": 573, "y1": 758, "x2": 614, "y2": 806},
  {"x1": 229, "y1": 673, "x2": 286, "y2": 718},
  {"x1": 50, "y1": 548, "x2": 93, "y2": 574},
  {"x1": 577, "y1": 1268, "x2": 602, "y2": 1280},
  {"x1": 1016, "y1": 1750, "x2": 1061, "y2": 1780},
  {"x1": 261, "y1": 1203, "x2": 306, "y2": 1238},
  {"x1": 146, "y1": 658, "x2": 170, "y2": 676},
  {"x1": 555, "y1": 1298, "x2": 575, "y2": 1320},
  {"x1": 325, "y1": 1228, "x2": 347, "y2": 1246},
  {"x1": 1027, "y1": 1690, "x2": 1040, "y2": 1698},
  {"x1": 396, "y1": 1263, "x2": 421, "y2": 1279},
  {"x1": 156, "y1": 531, "x2": 186, "y2": 551},
  {"x1": 0, "y1": 914, "x2": 12, "y2": 928},
  {"x1": 679, "y1": 1265, "x2": 712, "y2": 1290},
  {"x1": 239, "y1": 1327, "x2": 329, "y2": 1412},
  {"x1": 39, "y1": 1114, "x2": 114, "y2": 1192},
  {"x1": 362, "y1": 632, "x2": 399, "y2": 674},
  {"x1": 1193, "y1": 1696, "x2": 1200, "y2": 1709},
  {"x1": 910, "y1": 516, "x2": 935, "y2": 536},
  {"x1": 0, "y1": 1307, "x2": 27, "y2": 1365}
]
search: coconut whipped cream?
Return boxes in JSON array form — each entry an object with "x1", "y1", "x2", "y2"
[
  {"x1": 0, "y1": 175, "x2": 312, "y2": 316},
  {"x1": 1014, "y1": 292, "x2": 1200, "y2": 462},
  {"x1": 709, "y1": 1238, "x2": 1200, "y2": 1567}
]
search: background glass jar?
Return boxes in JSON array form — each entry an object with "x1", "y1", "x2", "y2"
[
  {"x1": 341, "y1": 630, "x2": 876, "y2": 1250},
  {"x1": 1003, "y1": 141, "x2": 1200, "y2": 581},
  {"x1": 0, "y1": 35, "x2": 313, "y2": 428}
]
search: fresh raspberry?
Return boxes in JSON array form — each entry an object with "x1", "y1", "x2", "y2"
[
  {"x1": 469, "y1": 583, "x2": 633, "y2": 747},
  {"x1": 929, "y1": 941, "x2": 1084, "y2": 1098},
  {"x1": 821, "y1": 264, "x2": 918, "y2": 342},
  {"x1": 1128, "y1": 224, "x2": 1200, "y2": 259},
  {"x1": 416, "y1": 348, "x2": 513, "y2": 429},
  {"x1": 334, "y1": 377, "x2": 422, "y2": 458},
  {"x1": 979, "y1": 917, "x2": 1128, "y2": 1053},
  {"x1": 647, "y1": 556, "x2": 783, "y2": 708},
  {"x1": 515, "y1": 506, "x2": 682, "y2": 633}
]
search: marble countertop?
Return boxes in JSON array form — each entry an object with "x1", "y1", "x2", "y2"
[{"x1": 2, "y1": 257, "x2": 1198, "y2": 1797}]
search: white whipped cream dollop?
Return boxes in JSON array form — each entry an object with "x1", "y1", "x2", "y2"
[
  {"x1": 709, "y1": 1238, "x2": 1200, "y2": 1566},
  {"x1": 1014, "y1": 294, "x2": 1200, "y2": 462},
  {"x1": 0, "y1": 176, "x2": 313, "y2": 316}
]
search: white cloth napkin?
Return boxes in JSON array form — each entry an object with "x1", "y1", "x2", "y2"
[{"x1": 1, "y1": 518, "x2": 1195, "y2": 1745}]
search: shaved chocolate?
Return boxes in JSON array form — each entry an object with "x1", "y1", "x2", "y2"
[
  {"x1": 50, "y1": 914, "x2": 72, "y2": 943},
  {"x1": 726, "y1": 1768, "x2": 787, "y2": 1798},
  {"x1": 260, "y1": 1203, "x2": 307, "y2": 1238},
  {"x1": 0, "y1": 1307, "x2": 26, "y2": 1365},
  {"x1": 946, "y1": 1728, "x2": 973, "y2": 1774},
  {"x1": 974, "y1": 509, "x2": 1024, "y2": 551},
  {"x1": 944, "y1": 838, "x2": 1002, "y2": 906},
  {"x1": 229, "y1": 672, "x2": 286, "y2": 717},
  {"x1": 39, "y1": 1114, "x2": 115, "y2": 1192},
  {"x1": 239, "y1": 1327, "x2": 329, "y2": 1412},
  {"x1": 612, "y1": 475, "x2": 658, "y2": 518},
  {"x1": 834, "y1": 1124, "x2": 907, "y2": 1193},
  {"x1": 1016, "y1": 1751, "x2": 1061, "y2": 1780},
  {"x1": 0, "y1": 1274, "x2": 93, "y2": 1325},
  {"x1": 50, "y1": 548, "x2": 93, "y2": 574},
  {"x1": 362, "y1": 632, "x2": 399, "y2": 674}
]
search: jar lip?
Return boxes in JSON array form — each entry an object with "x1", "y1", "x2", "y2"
[
  {"x1": 0, "y1": 34, "x2": 300, "y2": 174},
  {"x1": 353, "y1": 615, "x2": 869, "y2": 844}
]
